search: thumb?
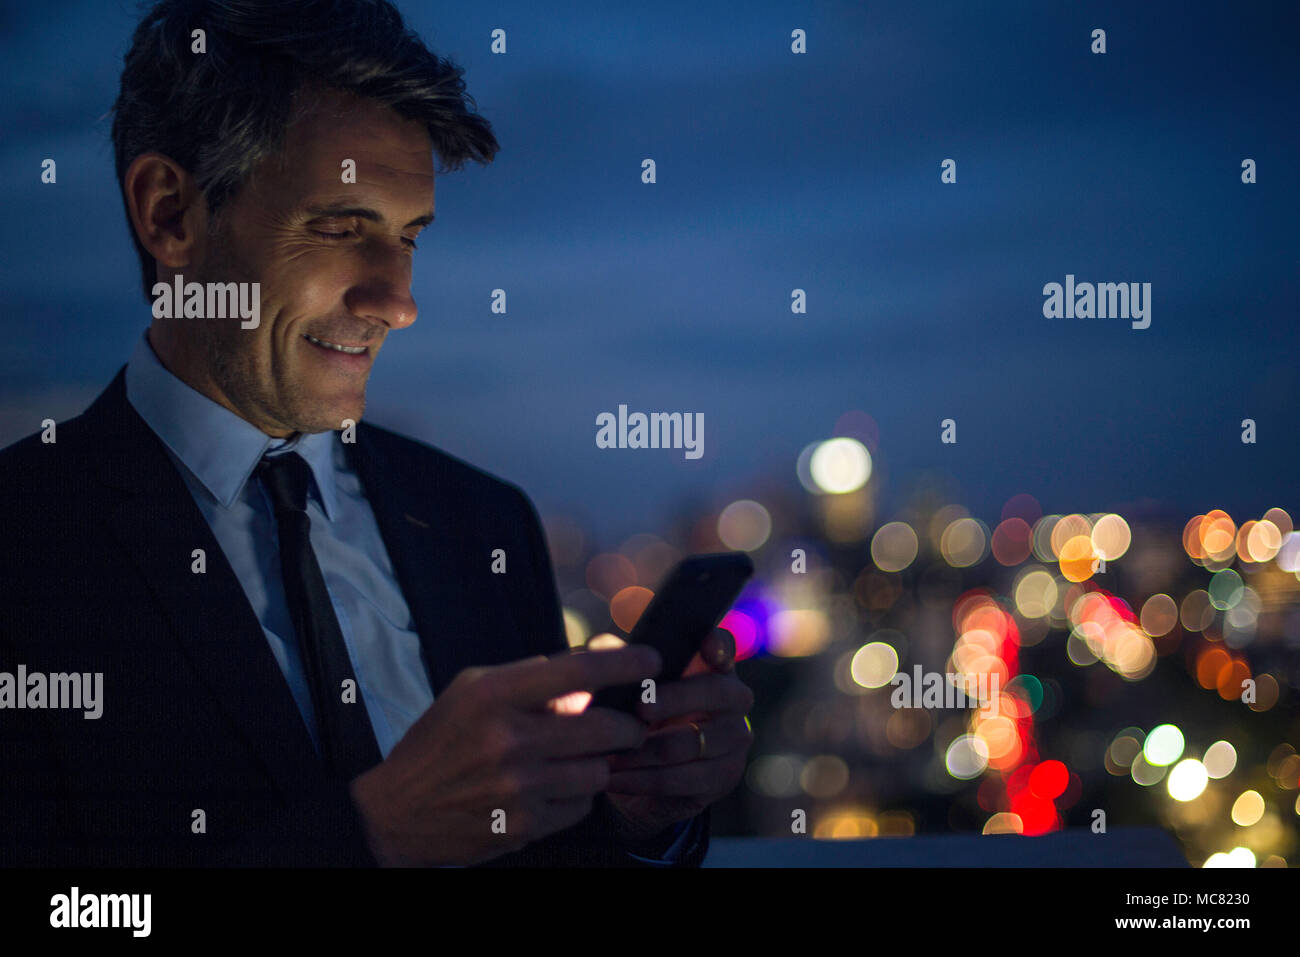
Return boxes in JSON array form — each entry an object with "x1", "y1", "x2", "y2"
[{"x1": 682, "y1": 627, "x2": 735, "y2": 677}]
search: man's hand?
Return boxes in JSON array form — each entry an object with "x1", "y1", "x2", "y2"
[
  {"x1": 347, "y1": 642, "x2": 661, "y2": 866},
  {"x1": 599, "y1": 628, "x2": 754, "y2": 841}
]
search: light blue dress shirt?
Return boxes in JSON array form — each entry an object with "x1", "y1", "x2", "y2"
[
  {"x1": 123, "y1": 332, "x2": 692, "y2": 862},
  {"x1": 125, "y1": 332, "x2": 432, "y2": 758}
]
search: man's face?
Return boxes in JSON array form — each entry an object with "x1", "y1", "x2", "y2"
[{"x1": 171, "y1": 85, "x2": 434, "y2": 436}]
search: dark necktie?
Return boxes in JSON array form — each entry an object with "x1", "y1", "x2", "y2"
[{"x1": 257, "y1": 451, "x2": 383, "y2": 781}]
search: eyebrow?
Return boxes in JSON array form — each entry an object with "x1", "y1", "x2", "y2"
[{"x1": 303, "y1": 203, "x2": 435, "y2": 230}]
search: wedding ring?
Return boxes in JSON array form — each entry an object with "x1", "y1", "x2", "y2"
[{"x1": 687, "y1": 721, "x2": 706, "y2": 760}]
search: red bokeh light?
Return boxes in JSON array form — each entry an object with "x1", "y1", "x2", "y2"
[
  {"x1": 1010, "y1": 792, "x2": 1058, "y2": 835},
  {"x1": 1028, "y1": 760, "x2": 1069, "y2": 800}
]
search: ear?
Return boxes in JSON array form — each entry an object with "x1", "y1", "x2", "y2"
[{"x1": 122, "y1": 152, "x2": 211, "y2": 284}]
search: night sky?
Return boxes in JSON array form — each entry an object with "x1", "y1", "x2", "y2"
[{"x1": 2, "y1": 0, "x2": 1296, "y2": 542}]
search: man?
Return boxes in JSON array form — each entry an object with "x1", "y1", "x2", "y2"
[{"x1": 0, "y1": 0, "x2": 753, "y2": 867}]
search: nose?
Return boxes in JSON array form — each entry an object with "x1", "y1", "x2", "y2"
[{"x1": 344, "y1": 244, "x2": 419, "y2": 331}]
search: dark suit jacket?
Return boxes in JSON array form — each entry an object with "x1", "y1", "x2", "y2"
[{"x1": 0, "y1": 369, "x2": 708, "y2": 867}]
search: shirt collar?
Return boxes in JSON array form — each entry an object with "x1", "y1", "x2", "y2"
[{"x1": 123, "y1": 331, "x2": 340, "y2": 520}]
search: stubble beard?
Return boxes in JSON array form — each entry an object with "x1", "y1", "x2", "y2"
[{"x1": 195, "y1": 213, "x2": 322, "y2": 436}]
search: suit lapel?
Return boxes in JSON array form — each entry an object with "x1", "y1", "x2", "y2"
[
  {"x1": 347, "y1": 425, "x2": 498, "y2": 696},
  {"x1": 84, "y1": 370, "x2": 324, "y2": 797}
]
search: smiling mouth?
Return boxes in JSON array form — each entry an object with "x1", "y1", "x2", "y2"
[{"x1": 303, "y1": 333, "x2": 368, "y2": 355}]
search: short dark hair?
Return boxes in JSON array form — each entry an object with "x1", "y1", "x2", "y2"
[{"x1": 111, "y1": 0, "x2": 499, "y2": 300}]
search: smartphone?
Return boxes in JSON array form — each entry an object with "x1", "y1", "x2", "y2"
[{"x1": 589, "y1": 551, "x2": 755, "y2": 713}]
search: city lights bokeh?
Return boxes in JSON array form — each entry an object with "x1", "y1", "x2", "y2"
[{"x1": 545, "y1": 412, "x2": 1297, "y2": 867}]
